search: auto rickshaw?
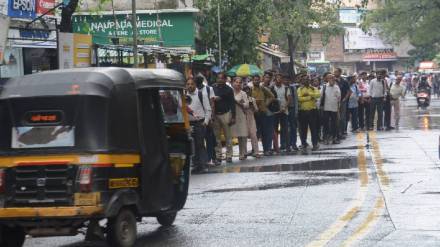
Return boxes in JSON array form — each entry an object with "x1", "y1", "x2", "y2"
[{"x1": 0, "y1": 67, "x2": 192, "y2": 247}]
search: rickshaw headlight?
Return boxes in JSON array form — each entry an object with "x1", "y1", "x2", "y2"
[{"x1": 79, "y1": 166, "x2": 93, "y2": 192}]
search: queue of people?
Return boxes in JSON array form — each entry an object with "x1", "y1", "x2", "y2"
[{"x1": 185, "y1": 69, "x2": 406, "y2": 173}]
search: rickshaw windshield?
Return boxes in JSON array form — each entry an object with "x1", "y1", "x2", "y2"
[
  {"x1": 159, "y1": 89, "x2": 184, "y2": 123},
  {"x1": 11, "y1": 126, "x2": 75, "y2": 149}
]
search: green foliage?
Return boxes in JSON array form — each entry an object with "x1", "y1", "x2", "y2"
[
  {"x1": 363, "y1": 0, "x2": 440, "y2": 62},
  {"x1": 269, "y1": 0, "x2": 343, "y2": 53},
  {"x1": 195, "y1": 0, "x2": 271, "y2": 65}
]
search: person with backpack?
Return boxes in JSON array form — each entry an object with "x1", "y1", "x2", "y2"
[
  {"x1": 186, "y1": 78, "x2": 212, "y2": 173},
  {"x1": 271, "y1": 73, "x2": 292, "y2": 153},
  {"x1": 321, "y1": 72, "x2": 341, "y2": 145},
  {"x1": 194, "y1": 75, "x2": 216, "y2": 165}
]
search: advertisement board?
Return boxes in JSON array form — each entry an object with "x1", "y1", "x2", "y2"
[
  {"x1": 36, "y1": 0, "x2": 55, "y2": 15},
  {"x1": 8, "y1": 0, "x2": 36, "y2": 19},
  {"x1": 72, "y1": 12, "x2": 195, "y2": 47},
  {"x1": 73, "y1": 33, "x2": 92, "y2": 68},
  {"x1": 58, "y1": 32, "x2": 74, "y2": 69},
  {"x1": 0, "y1": 15, "x2": 10, "y2": 65},
  {"x1": 344, "y1": 27, "x2": 392, "y2": 50},
  {"x1": 339, "y1": 9, "x2": 362, "y2": 24}
]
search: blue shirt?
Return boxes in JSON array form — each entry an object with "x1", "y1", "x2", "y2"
[{"x1": 348, "y1": 84, "x2": 361, "y2": 108}]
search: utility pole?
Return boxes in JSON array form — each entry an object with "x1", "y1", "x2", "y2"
[
  {"x1": 217, "y1": 3, "x2": 221, "y2": 69},
  {"x1": 132, "y1": 0, "x2": 138, "y2": 68}
]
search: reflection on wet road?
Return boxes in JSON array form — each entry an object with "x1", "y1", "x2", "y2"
[{"x1": 25, "y1": 97, "x2": 440, "y2": 247}]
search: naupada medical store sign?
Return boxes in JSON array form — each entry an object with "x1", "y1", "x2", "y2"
[{"x1": 72, "y1": 12, "x2": 195, "y2": 47}]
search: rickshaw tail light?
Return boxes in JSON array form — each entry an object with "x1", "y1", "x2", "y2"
[
  {"x1": 0, "y1": 170, "x2": 4, "y2": 193},
  {"x1": 79, "y1": 166, "x2": 93, "y2": 192}
]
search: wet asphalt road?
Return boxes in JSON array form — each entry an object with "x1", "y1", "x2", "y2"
[{"x1": 25, "y1": 96, "x2": 440, "y2": 247}]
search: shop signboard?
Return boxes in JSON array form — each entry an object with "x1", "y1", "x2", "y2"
[
  {"x1": 36, "y1": 0, "x2": 55, "y2": 15},
  {"x1": 0, "y1": 15, "x2": 10, "y2": 65},
  {"x1": 73, "y1": 33, "x2": 92, "y2": 68},
  {"x1": 8, "y1": 0, "x2": 36, "y2": 19},
  {"x1": 339, "y1": 9, "x2": 363, "y2": 24},
  {"x1": 72, "y1": 12, "x2": 195, "y2": 47},
  {"x1": 58, "y1": 32, "x2": 74, "y2": 69},
  {"x1": 362, "y1": 52, "x2": 397, "y2": 62},
  {"x1": 344, "y1": 27, "x2": 392, "y2": 50}
]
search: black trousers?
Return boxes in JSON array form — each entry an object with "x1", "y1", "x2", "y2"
[
  {"x1": 358, "y1": 101, "x2": 371, "y2": 129},
  {"x1": 298, "y1": 109, "x2": 319, "y2": 147},
  {"x1": 371, "y1": 97, "x2": 384, "y2": 129},
  {"x1": 384, "y1": 96, "x2": 392, "y2": 128},
  {"x1": 323, "y1": 111, "x2": 338, "y2": 141}
]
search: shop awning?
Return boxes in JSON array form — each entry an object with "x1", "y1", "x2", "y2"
[{"x1": 7, "y1": 29, "x2": 57, "y2": 49}]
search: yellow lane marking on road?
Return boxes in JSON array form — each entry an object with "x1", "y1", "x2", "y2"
[
  {"x1": 341, "y1": 197, "x2": 385, "y2": 247},
  {"x1": 306, "y1": 132, "x2": 369, "y2": 247},
  {"x1": 340, "y1": 131, "x2": 390, "y2": 247}
]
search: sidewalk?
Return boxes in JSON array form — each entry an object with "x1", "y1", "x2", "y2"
[{"x1": 204, "y1": 133, "x2": 360, "y2": 174}]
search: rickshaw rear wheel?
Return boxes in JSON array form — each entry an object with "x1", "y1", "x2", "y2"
[
  {"x1": 106, "y1": 209, "x2": 137, "y2": 247},
  {"x1": 157, "y1": 212, "x2": 177, "y2": 227},
  {"x1": 0, "y1": 226, "x2": 25, "y2": 247}
]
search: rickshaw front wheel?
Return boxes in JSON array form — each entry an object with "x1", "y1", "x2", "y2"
[
  {"x1": 0, "y1": 225, "x2": 25, "y2": 247},
  {"x1": 157, "y1": 212, "x2": 177, "y2": 227},
  {"x1": 106, "y1": 208, "x2": 137, "y2": 247}
]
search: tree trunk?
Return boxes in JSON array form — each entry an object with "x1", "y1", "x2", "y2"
[
  {"x1": 59, "y1": 0, "x2": 80, "y2": 33},
  {"x1": 287, "y1": 34, "x2": 299, "y2": 80}
]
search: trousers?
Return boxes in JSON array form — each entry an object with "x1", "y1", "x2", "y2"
[{"x1": 213, "y1": 112, "x2": 233, "y2": 159}]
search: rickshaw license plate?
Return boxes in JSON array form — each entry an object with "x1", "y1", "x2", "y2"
[
  {"x1": 109, "y1": 178, "x2": 139, "y2": 189},
  {"x1": 74, "y1": 192, "x2": 100, "y2": 206}
]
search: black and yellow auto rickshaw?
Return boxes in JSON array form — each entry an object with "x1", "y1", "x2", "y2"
[{"x1": 0, "y1": 67, "x2": 192, "y2": 247}]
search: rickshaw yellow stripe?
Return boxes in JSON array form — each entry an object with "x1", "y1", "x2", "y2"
[
  {"x1": 114, "y1": 163, "x2": 135, "y2": 168},
  {"x1": 0, "y1": 206, "x2": 103, "y2": 218},
  {"x1": 0, "y1": 154, "x2": 140, "y2": 167}
]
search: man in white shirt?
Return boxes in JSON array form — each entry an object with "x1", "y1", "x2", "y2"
[
  {"x1": 195, "y1": 76, "x2": 216, "y2": 164},
  {"x1": 271, "y1": 73, "x2": 292, "y2": 152},
  {"x1": 186, "y1": 78, "x2": 212, "y2": 173},
  {"x1": 369, "y1": 70, "x2": 387, "y2": 131},
  {"x1": 390, "y1": 75, "x2": 405, "y2": 130},
  {"x1": 321, "y1": 72, "x2": 341, "y2": 144}
]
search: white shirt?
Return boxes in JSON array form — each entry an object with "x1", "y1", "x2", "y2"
[
  {"x1": 321, "y1": 83, "x2": 341, "y2": 112},
  {"x1": 369, "y1": 78, "x2": 386, "y2": 98},
  {"x1": 390, "y1": 84, "x2": 405, "y2": 100},
  {"x1": 187, "y1": 88, "x2": 212, "y2": 125}
]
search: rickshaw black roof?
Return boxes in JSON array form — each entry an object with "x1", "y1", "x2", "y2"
[{"x1": 0, "y1": 67, "x2": 185, "y2": 99}]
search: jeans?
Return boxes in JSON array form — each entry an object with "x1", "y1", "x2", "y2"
[
  {"x1": 358, "y1": 100, "x2": 371, "y2": 129},
  {"x1": 191, "y1": 121, "x2": 207, "y2": 169},
  {"x1": 255, "y1": 112, "x2": 274, "y2": 153},
  {"x1": 288, "y1": 108, "x2": 298, "y2": 148},
  {"x1": 298, "y1": 109, "x2": 319, "y2": 147},
  {"x1": 349, "y1": 107, "x2": 359, "y2": 131},
  {"x1": 205, "y1": 125, "x2": 216, "y2": 161},
  {"x1": 274, "y1": 113, "x2": 289, "y2": 150},
  {"x1": 371, "y1": 97, "x2": 384, "y2": 129},
  {"x1": 323, "y1": 111, "x2": 338, "y2": 141}
]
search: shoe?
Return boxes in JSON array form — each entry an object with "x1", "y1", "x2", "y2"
[
  {"x1": 214, "y1": 159, "x2": 222, "y2": 166},
  {"x1": 239, "y1": 156, "x2": 246, "y2": 161},
  {"x1": 333, "y1": 140, "x2": 341, "y2": 144},
  {"x1": 226, "y1": 158, "x2": 233, "y2": 163},
  {"x1": 264, "y1": 152, "x2": 272, "y2": 156},
  {"x1": 253, "y1": 153, "x2": 262, "y2": 159},
  {"x1": 377, "y1": 127, "x2": 384, "y2": 131},
  {"x1": 292, "y1": 146, "x2": 299, "y2": 151},
  {"x1": 312, "y1": 145, "x2": 319, "y2": 151}
]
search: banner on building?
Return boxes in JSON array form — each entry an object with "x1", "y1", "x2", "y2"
[
  {"x1": 36, "y1": 0, "x2": 55, "y2": 15},
  {"x1": 0, "y1": 15, "x2": 11, "y2": 65},
  {"x1": 58, "y1": 32, "x2": 74, "y2": 69},
  {"x1": 59, "y1": 32, "x2": 92, "y2": 69},
  {"x1": 8, "y1": 0, "x2": 36, "y2": 19},
  {"x1": 363, "y1": 52, "x2": 398, "y2": 62},
  {"x1": 344, "y1": 27, "x2": 393, "y2": 50},
  {"x1": 339, "y1": 9, "x2": 363, "y2": 24}
]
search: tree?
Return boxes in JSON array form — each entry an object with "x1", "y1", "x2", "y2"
[
  {"x1": 270, "y1": 0, "x2": 343, "y2": 78},
  {"x1": 362, "y1": 0, "x2": 440, "y2": 63},
  {"x1": 195, "y1": 0, "x2": 271, "y2": 66},
  {"x1": 59, "y1": 0, "x2": 110, "y2": 32}
]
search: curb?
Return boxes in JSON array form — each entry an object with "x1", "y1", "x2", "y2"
[{"x1": 204, "y1": 156, "x2": 358, "y2": 174}]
